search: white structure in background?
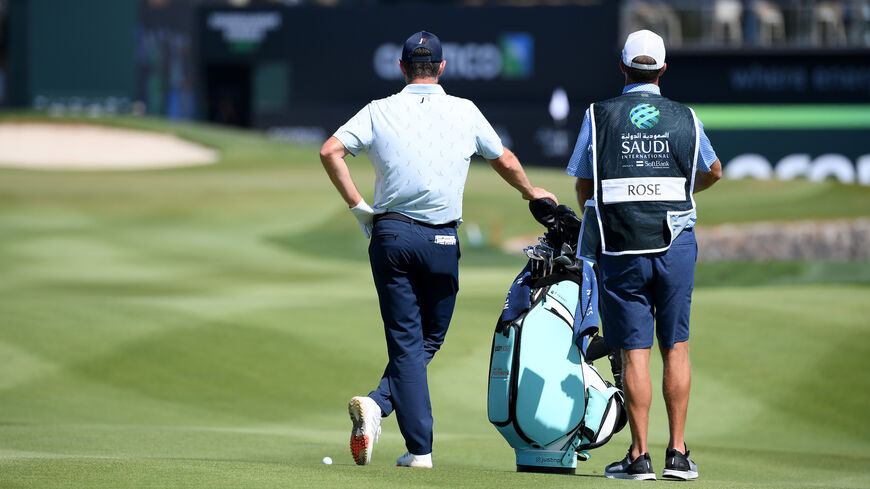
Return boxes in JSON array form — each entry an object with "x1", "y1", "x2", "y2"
[
  {"x1": 548, "y1": 87, "x2": 570, "y2": 125},
  {"x1": 535, "y1": 87, "x2": 573, "y2": 158},
  {"x1": 753, "y1": 1, "x2": 786, "y2": 46},
  {"x1": 812, "y1": 2, "x2": 848, "y2": 46},
  {"x1": 713, "y1": 0, "x2": 743, "y2": 46},
  {"x1": 725, "y1": 153, "x2": 870, "y2": 185},
  {"x1": 623, "y1": 0, "x2": 683, "y2": 46}
]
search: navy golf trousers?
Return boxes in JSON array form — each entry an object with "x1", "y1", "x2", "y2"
[{"x1": 366, "y1": 216, "x2": 460, "y2": 456}]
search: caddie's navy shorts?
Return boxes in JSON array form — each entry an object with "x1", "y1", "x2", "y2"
[{"x1": 598, "y1": 228, "x2": 697, "y2": 350}]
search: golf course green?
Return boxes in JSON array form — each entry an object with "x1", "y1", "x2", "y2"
[{"x1": 0, "y1": 117, "x2": 867, "y2": 488}]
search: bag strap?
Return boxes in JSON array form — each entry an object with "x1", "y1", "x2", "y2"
[{"x1": 560, "y1": 430, "x2": 583, "y2": 466}]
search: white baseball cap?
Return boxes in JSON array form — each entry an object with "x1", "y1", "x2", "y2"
[{"x1": 622, "y1": 30, "x2": 666, "y2": 70}]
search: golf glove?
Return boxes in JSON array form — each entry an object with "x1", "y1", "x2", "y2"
[{"x1": 349, "y1": 199, "x2": 375, "y2": 238}]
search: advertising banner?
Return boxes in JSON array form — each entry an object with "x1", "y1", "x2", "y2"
[
  {"x1": 199, "y1": 4, "x2": 620, "y2": 166},
  {"x1": 708, "y1": 128, "x2": 870, "y2": 186},
  {"x1": 197, "y1": 5, "x2": 869, "y2": 181},
  {"x1": 199, "y1": 5, "x2": 621, "y2": 105},
  {"x1": 666, "y1": 50, "x2": 870, "y2": 104}
]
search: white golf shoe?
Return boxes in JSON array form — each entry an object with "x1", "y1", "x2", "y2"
[
  {"x1": 348, "y1": 396, "x2": 382, "y2": 465},
  {"x1": 396, "y1": 452, "x2": 433, "y2": 468}
]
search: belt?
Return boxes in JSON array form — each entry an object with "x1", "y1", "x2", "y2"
[{"x1": 374, "y1": 212, "x2": 456, "y2": 229}]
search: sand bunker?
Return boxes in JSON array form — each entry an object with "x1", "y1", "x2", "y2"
[{"x1": 0, "y1": 122, "x2": 218, "y2": 170}]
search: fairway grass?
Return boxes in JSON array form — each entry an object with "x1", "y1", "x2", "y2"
[{"x1": 0, "y1": 118, "x2": 868, "y2": 488}]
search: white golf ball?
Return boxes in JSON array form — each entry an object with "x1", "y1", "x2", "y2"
[{"x1": 322, "y1": 456, "x2": 333, "y2": 465}]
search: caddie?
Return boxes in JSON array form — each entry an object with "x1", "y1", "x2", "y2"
[
  {"x1": 320, "y1": 30, "x2": 557, "y2": 469},
  {"x1": 567, "y1": 29, "x2": 722, "y2": 481}
]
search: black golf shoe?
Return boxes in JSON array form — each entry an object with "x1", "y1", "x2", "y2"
[
  {"x1": 662, "y1": 445, "x2": 699, "y2": 480},
  {"x1": 604, "y1": 448, "x2": 656, "y2": 480}
]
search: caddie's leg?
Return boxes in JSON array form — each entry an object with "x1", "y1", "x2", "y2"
[
  {"x1": 622, "y1": 347, "x2": 652, "y2": 459},
  {"x1": 661, "y1": 341, "x2": 690, "y2": 451},
  {"x1": 653, "y1": 227, "x2": 697, "y2": 452},
  {"x1": 599, "y1": 252, "x2": 655, "y2": 460}
]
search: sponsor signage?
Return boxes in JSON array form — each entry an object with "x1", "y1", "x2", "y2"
[
  {"x1": 617, "y1": 104, "x2": 678, "y2": 171},
  {"x1": 197, "y1": 6, "x2": 869, "y2": 179},
  {"x1": 199, "y1": 4, "x2": 620, "y2": 166},
  {"x1": 207, "y1": 12, "x2": 281, "y2": 43},
  {"x1": 372, "y1": 33, "x2": 534, "y2": 82},
  {"x1": 620, "y1": 131, "x2": 672, "y2": 170},
  {"x1": 666, "y1": 51, "x2": 870, "y2": 104},
  {"x1": 199, "y1": 5, "x2": 621, "y2": 105},
  {"x1": 708, "y1": 129, "x2": 870, "y2": 186},
  {"x1": 723, "y1": 152, "x2": 870, "y2": 185}
]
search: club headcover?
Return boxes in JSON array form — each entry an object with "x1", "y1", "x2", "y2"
[{"x1": 529, "y1": 198, "x2": 558, "y2": 228}]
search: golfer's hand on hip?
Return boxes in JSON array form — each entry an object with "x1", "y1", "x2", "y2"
[{"x1": 350, "y1": 199, "x2": 375, "y2": 238}]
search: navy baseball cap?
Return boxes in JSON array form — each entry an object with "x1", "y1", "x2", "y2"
[{"x1": 401, "y1": 31, "x2": 443, "y2": 63}]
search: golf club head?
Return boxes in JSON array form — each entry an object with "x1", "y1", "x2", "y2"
[
  {"x1": 533, "y1": 245, "x2": 553, "y2": 258},
  {"x1": 524, "y1": 246, "x2": 545, "y2": 260},
  {"x1": 537, "y1": 237, "x2": 553, "y2": 251}
]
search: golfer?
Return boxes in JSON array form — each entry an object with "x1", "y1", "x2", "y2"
[
  {"x1": 320, "y1": 30, "x2": 556, "y2": 468},
  {"x1": 567, "y1": 30, "x2": 721, "y2": 480}
]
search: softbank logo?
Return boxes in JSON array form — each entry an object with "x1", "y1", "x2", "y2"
[{"x1": 373, "y1": 33, "x2": 533, "y2": 81}]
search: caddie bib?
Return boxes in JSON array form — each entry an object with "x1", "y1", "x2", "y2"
[{"x1": 590, "y1": 93, "x2": 699, "y2": 254}]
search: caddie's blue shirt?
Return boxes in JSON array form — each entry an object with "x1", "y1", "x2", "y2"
[
  {"x1": 565, "y1": 83, "x2": 718, "y2": 229},
  {"x1": 334, "y1": 84, "x2": 504, "y2": 225}
]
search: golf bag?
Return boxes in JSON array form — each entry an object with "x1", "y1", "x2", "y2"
[{"x1": 487, "y1": 199, "x2": 627, "y2": 474}]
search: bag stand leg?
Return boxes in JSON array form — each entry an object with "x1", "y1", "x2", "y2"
[{"x1": 515, "y1": 448, "x2": 577, "y2": 474}]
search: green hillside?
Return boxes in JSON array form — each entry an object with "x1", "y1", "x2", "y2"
[{"x1": 0, "y1": 117, "x2": 868, "y2": 488}]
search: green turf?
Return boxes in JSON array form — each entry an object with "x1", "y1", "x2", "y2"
[
  {"x1": 690, "y1": 105, "x2": 870, "y2": 129},
  {"x1": 0, "y1": 117, "x2": 868, "y2": 488}
]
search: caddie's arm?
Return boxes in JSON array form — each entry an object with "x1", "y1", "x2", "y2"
[
  {"x1": 575, "y1": 178, "x2": 593, "y2": 210},
  {"x1": 693, "y1": 159, "x2": 722, "y2": 194},
  {"x1": 319, "y1": 136, "x2": 364, "y2": 207},
  {"x1": 487, "y1": 148, "x2": 558, "y2": 204}
]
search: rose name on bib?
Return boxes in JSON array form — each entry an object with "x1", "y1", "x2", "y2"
[{"x1": 600, "y1": 177, "x2": 686, "y2": 204}]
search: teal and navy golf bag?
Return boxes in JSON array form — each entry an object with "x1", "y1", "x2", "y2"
[{"x1": 487, "y1": 200, "x2": 627, "y2": 474}]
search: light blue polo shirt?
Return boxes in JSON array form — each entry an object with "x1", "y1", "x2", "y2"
[
  {"x1": 334, "y1": 84, "x2": 504, "y2": 225},
  {"x1": 565, "y1": 83, "x2": 718, "y2": 229}
]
